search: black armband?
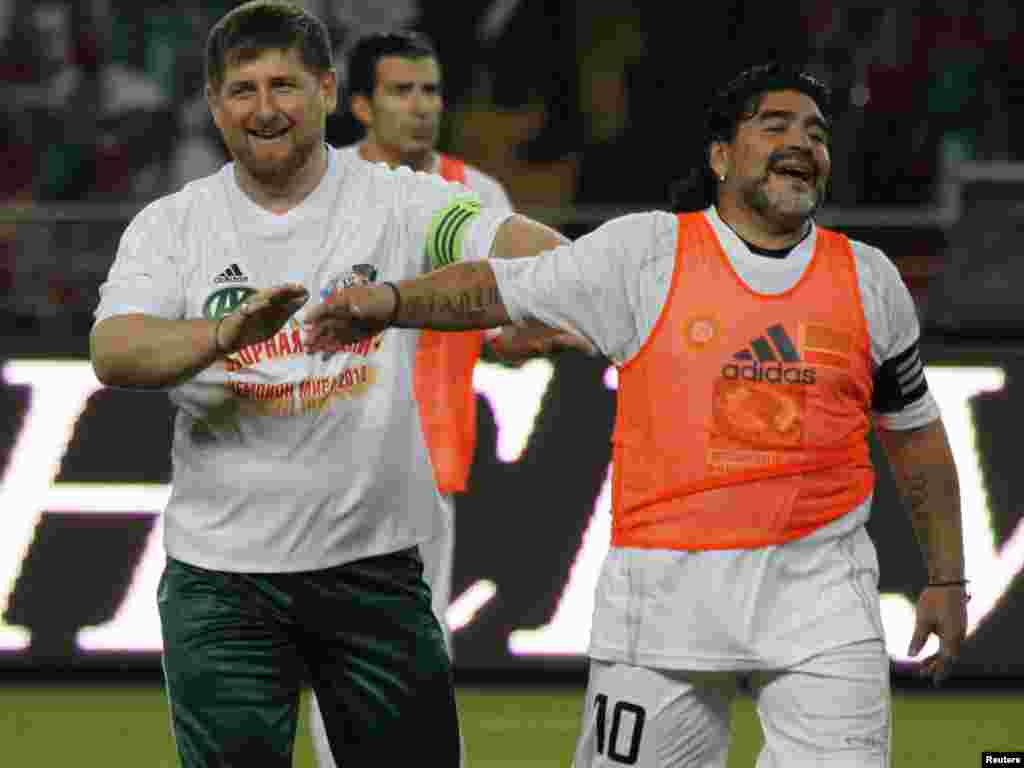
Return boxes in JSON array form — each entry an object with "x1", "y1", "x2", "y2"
[{"x1": 873, "y1": 341, "x2": 928, "y2": 413}]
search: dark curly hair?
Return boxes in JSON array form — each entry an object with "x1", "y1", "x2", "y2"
[
  {"x1": 206, "y1": 1, "x2": 334, "y2": 92},
  {"x1": 670, "y1": 63, "x2": 832, "y2": 212}
]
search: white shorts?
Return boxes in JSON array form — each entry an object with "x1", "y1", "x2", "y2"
[{"x1": 574, "y1": 640, "x2": 890, "y2": 768}]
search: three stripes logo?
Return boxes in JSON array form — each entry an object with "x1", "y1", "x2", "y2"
[
  {"x1": 733, "y1": 324, "x2": 800, "y2": 364},
  {"x1": 425, "y1": 196, "x2": 482, "y2": 268},
  {"x1": 214, "y1": 263, "x2": 248, "y2": 284},
  {"x1": 722, "y1": 323, "x2": 816, "y2": 385}
]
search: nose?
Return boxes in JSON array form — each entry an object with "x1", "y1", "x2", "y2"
[
  {"x1": 255, "y1": 86, "x2": 280, "y2": 120},
  {"x1": 412, "y1": 89, "x2": 437, "y2": 116},
  {"x1": 787, "y1": 126, "x2": 814, "y2": 151}
]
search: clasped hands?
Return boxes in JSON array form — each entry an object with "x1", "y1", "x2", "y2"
[
  {"x1": 218, "y1": 281, "x2": 597, "y2": 359},
  {"x1": 213, "y1": 282, "x2": 393, "y2": 356},
  {"x1": 304, "y1": 282, "x2": 397, "y2": 353}
]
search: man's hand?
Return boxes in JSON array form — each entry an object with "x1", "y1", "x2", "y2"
[
  {"x1": 217, "y1": 283, "x2": 310, "y2": 353},
  {"x1": 541, "y1": 331, "x2": 599, "y2": 356},
  {"x1": 907, "y1": 585, "x2": 968, "y2": 686},
  {"x1": 303, "y1": 283, "x2": 397, "y2": 353}
]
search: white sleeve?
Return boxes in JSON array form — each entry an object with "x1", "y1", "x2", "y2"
[
  {"x1": 490, "y1": 211, "x2": 675, "y2": 364},
  {"x1": 852, "y1": 240, "x2": 941, "y2": 430},
  {"x1": 466, "y1": 166, "x2": 514, "y2": 212},
  {"x1": 94, "y1": 201, "x2": 186, "y2": 324},
  {"x1": 393, "y1": 166, "x2": 512, "y2": 274}
]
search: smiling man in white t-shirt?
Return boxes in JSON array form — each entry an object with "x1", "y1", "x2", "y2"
[{"x1": 90, "y1": 3, "x2": 567, "y2": 767}]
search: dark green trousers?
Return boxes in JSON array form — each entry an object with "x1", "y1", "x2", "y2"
[{"x1": 158, "y1": 548, "x2": 459, "y2": 768}]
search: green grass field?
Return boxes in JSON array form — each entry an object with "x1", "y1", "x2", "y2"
[{"x1": 2, "y1": 686, "x2": 1021, "y2": 766}]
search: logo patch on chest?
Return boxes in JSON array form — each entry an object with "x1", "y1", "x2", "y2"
[
  {"x1": 321, "y1": 263, "x2": 378, "y2": 300},
  {"x1": 203, "y1": 286, "x2": 258, "y2": 319},
  {"x1": 685, "y1": 316, "x2": 719, "y2": 348}
]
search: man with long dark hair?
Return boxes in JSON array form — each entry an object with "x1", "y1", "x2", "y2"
[{"x1": 306, "y1": 62, "x2": 968, "y2": 767}]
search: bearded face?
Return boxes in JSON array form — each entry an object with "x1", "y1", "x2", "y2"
[
  {"x1": 715, "y1": 89, "x2": 831, "y2": 232},
  {"x1": 209, "y1": 47, "x2": 337, "y2": 189}
]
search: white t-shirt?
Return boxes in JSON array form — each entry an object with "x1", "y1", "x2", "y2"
[
  {"x1": 94, "y1": 146, "x2": 511, "y2": 573},
  {"x1": 491, "y1": 207, "x2": 941, "y2": 670}
]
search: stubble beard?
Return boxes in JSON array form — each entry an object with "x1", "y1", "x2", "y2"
[
  {"x1": 238, "y1": 130, "x2": 320, "y2": 189},
  {"x1": 400, "y1": 144, "x2": 434, "y2": 171},
  {"x1": 400, "y1": 128, "x2": 439, "y2": 171},
  {"x1": 744, "y1": 174, "x2": 825, "y2": 232}
]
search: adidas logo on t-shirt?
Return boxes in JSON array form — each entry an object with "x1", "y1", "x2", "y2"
[{"x1": 214, "y1": 263, "x2": 247, "y2": 284}]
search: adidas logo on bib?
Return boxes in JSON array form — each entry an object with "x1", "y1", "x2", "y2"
[
  {"x1": 722, "y1": 324, "x2": 816, "y2": 385},
  {"x1": 733, "y1": 324, "x2": 799, "y2": 363}
]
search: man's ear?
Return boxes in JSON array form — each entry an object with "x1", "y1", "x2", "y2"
[
  {"x1": 709, "y1": 141, "x2": 730, "y2": 182},
  {"x1": 320, "y1": 68, "x2": 339, "y2": 115},
  {"x1": 206, "y1": 84, "x2": 223, "y2": 132},
  {"x1": 350, "y1": 93, "x2": 372, "y2": 128}
]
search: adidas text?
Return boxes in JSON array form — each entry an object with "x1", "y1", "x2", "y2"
[{"x1": 721, "y1": 362, "x2": 816, "y2": 385}]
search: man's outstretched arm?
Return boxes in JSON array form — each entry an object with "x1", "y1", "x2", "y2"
[
  {"x1": 304, "y1": 260, "x2": 510, "y2": 352},
  {"x1": 305, "y1": 213, "x2": 571, "y2": 350},
  {"x1": 93, "y1": 284, "x2": 309, "y2": 388}
]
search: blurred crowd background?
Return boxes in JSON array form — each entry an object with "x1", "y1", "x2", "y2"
[{"x1": 2, "y1": 0, "x2": 1023, "y2": 347}]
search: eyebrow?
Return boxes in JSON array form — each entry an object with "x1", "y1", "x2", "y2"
[
  {"x1": 225, "y1": 75, "x2": 298, "y2": 89},
  {"x1": 385, "y1": 80, "x2": 440, "y2": 88},
  {"x1": 757, "y1": 109, "x2": 831, "y2": 134}
]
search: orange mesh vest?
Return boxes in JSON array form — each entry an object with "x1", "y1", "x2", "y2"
[
  {"x1": 413, "y1": 154, "x2": 484, "y2": 493},
  {"x1": 611, "y1": 212, "x2": 875, "y2": 550}
]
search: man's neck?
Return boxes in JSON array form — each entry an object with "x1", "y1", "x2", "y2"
[
  {"x1": 234, "y1": 143, "x2": 329, "y2": 215},
  {"x1": 358, "y1": 140, "x2": 435, "y2": 173},
  {"x1": 715, "y1": 198, "x2": 811, "y2": 251}
]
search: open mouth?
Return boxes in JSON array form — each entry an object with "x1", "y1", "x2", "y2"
[
  {"x1": 249, "y1": 128, "x2": 289, "y2": 142},
  {"x1": 770, "y1": 164, "x2": 816, "y2": 185}
]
